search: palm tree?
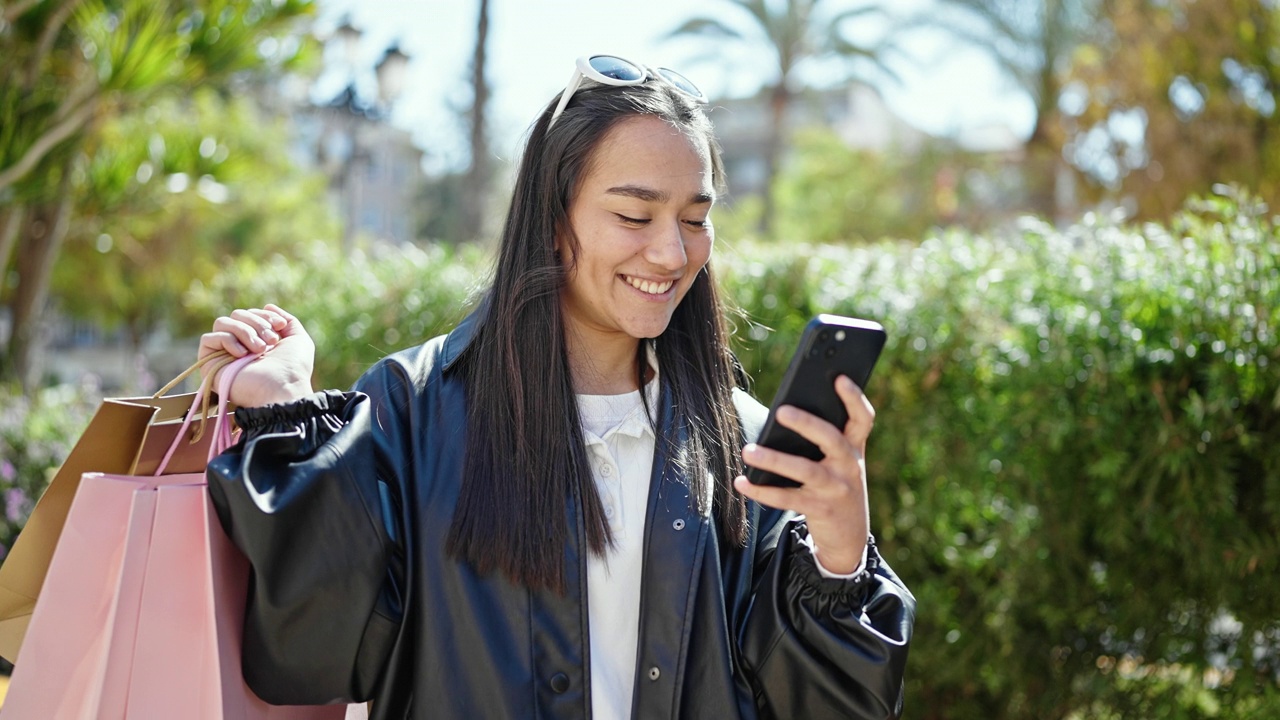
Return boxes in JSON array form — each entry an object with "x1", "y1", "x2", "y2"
[
  {"x1": 913, "y1": 0, "x2": 1100, "y2": 218},
  {"x1": 460, "y1": 0, "x2": 492, "y2": 242},
  {"x1": 0, "y1": 0, "x2": 312, "y2": 390},
  {"x1": 667, "y1": 0, "x2": 898, "y2": 237}
]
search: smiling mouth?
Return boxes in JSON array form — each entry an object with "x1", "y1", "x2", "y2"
[{"x1": 621, "y1": 274, "x2": 675, "y2": 295}]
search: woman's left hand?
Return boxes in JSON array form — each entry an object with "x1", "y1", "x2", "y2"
[{"x1": 733, "y1": 374, "x2": 873, "y2": 575}]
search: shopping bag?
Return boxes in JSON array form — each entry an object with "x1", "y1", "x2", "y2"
[
  {"x1": 0, "y1": 360, "x2": 224, "y2": 662},
  {"x1": 1, "y1": 350, "x2": 345, "y2": 719}
]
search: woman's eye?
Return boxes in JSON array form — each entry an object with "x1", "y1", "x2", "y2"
[
  {"x1": 616, "y1": 214, "x2": 650, "y2": 225},
  {"x1": 684, "y1": 218, "x2": 709, "y2": 228}
]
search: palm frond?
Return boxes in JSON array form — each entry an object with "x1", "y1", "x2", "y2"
[
  {"x1": 935, "y1": 0, "x2": 1031, "y2": 47},
  {"x1": 665, "y1": 16, "x2": 744, "y2": 41},
  {"x1": 828, "y1": 4, "x2": 887, "y2": 26}
]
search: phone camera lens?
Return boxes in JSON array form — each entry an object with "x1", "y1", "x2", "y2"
[
  {"x1": 825, "y1": 346, "x2": 837, "y2": 358},
  {"x1": 817, "y1": 330, "x2": 831, "y2": 343}
]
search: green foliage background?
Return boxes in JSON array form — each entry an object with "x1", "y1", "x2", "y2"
[
  {"x1": 179, "y1": 192, "x2": 1278, "y2": 717},
  {"x1": 3, "y1": 193, "x2": 1277, "y2": 716},
  {"x1": 720, "y1": 193, "x2": 1280, "y2": 719}
]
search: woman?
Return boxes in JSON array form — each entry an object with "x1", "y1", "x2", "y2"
[{"x1": 201, "y1": 56, "x2": 914, "y2": 720}]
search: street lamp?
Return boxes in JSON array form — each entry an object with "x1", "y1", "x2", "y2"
[
  {"x1": 375, "y1": 44, "x2": 410, "y2": 111},
  {"x1": 333, "y1": 16, "x2": 361, "y2": 68}
]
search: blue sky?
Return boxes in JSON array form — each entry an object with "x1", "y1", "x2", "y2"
[{"x1": 313, "y1": 0, "x2": 1034, "y2": 173}]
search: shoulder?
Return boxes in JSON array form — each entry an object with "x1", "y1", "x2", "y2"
[
  {"x1": 351, "y1": 333, "x2": 452, "y2": 402},
  {"x1": 378, "y1": 334, "x2": 451, "y2": 377},
  {"x1": 352, "y1": 303, "x2": 485, "y2": 400},
  {"x1": 731, "y1": 387, "x2": 768, "y2": 444}
]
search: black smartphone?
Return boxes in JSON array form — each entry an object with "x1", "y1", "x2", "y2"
[{"x1": 745, "y1": 315, "x2": 887, "y2": 487}]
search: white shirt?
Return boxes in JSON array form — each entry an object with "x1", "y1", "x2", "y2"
[
  {"x1": 577, "y1": 361, "x2": 867, "y2": 720},
  {"x1": 578, "y1": 377, "x2": 661, "y2": 720}
]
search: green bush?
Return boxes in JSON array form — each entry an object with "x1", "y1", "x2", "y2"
[
  {"x1": 180, "y1": 241, "x2": 492, "y2": 389},
  {"x1": 0, "y1": 383, "x2": 100, "y2": 562},
  {"x1": 716, "y1": 191, "x2": 1280, "y2": 719}
]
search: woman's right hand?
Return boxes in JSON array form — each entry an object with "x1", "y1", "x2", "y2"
[{"x1": 198, "y1": 303, "x2": 316, "y2": 408}]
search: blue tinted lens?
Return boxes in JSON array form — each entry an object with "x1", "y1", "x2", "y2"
[
  {"x1": 657, "y1": 68, "x2": 703, "y2": 100},
  {"x1": 588, "y1": 55, "x2": 645, "y2": 82}
]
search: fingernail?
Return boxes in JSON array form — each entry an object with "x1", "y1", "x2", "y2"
[
  {"x1": 263, "y1": 330, "x2": 279, "y2": 342},
  {"x1": 744, "y1": 443, "x2": 759, "y2": 455}
]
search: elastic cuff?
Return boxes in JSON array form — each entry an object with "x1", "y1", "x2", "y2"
[
  {"x1": 788, "y1": 525, "x2": 879, "y2": 601},
  {"x1": 234, "y1": 389, "x2": 353, "y2": 434},
  {"x1": 802, "y1": 533, "x2": 868, "y2": 579}
]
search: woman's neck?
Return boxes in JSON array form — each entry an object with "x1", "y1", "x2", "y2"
[{"x1": 565, "y1": 328, "x2": 646, "y2": 396}]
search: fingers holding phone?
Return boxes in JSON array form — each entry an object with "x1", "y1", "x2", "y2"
[
  {"x1": 734, "y1": 315, "x2": 884, "y2": 574},
  {"x1": 736, "y1": 374, "x2": 873, "y2": 497},
  {"x1": 734, "y1": 373, "x2": 874, "y2": 574},
  {"x1": 744, "y1": 315, "x2": 884, "y2": 488}
]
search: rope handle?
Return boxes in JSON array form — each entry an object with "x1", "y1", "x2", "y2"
[
  {"x1": 153, "y1": 351, "x2": 241, "y2": 442},
  {"x1": 153, "y1": 348, "x2": 270, "y2": 476}
]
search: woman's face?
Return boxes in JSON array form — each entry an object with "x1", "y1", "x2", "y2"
[{"x1": 560, "y1": 115, "x2": 716, "y2": 344}]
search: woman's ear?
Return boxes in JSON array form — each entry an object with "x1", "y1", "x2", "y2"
[{"x1": 552, "y1": 232, "x2": 565, "y2": 263}]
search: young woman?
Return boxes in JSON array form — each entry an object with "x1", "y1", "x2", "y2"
[{"x1": 200, "y1": 55, "x2": 914, "y2": 720}]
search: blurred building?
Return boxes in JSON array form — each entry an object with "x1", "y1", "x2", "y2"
[
  {"x1": 295, "y1": 82, "x2": 422, "y2": 248},
  {"x1": 292, "y1": 22, "x2": 423, "y2": 249},
  {"x1": 709, "y1": 82, "x2": 925, "y2": 197},
  {"x1": 710, "y1": 81, "x2": 1022, "y2": 205}
]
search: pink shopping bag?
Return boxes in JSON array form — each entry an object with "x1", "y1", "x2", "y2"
[{"x1": 1, "y1": 351, "x2": 346, "y2": 720}]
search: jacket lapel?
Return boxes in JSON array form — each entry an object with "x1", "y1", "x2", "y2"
[{"x1": 631, "y1": 381, "x2": 707, "y2": 718}]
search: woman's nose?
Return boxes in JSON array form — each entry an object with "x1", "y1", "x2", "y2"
[{"x1": 645, "y1": 221, "x2": 688, "y2": 269}]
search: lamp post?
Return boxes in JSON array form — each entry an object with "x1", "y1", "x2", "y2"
[{"x1": 375, "y1": 44, "x2": 409, "y2": 113}]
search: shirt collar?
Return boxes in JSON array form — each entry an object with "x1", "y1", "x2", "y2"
[{"x1": 577, "y1": 343, "x2": 661, "y2": 443}]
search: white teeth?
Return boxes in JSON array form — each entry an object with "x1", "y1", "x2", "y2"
[{"x1": 624, "y1": 275, "x2": 673, "y2": 295}]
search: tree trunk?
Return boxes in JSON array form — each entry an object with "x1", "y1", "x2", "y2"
[
  {"x1": 2, "y1": 165, "x2": 74, "y2": 392},
  {"x1": 460, "y1": 0, "x2": 491, "y2": 243},
  {"x1": 1023, "y1": 94, "x2": 1062, "y2": 221},
  {"x1": 759, "y1": 82, "x2": 790, "y2": 238},
  {"x1": 0, "y1": 203, "x2": 24, "y2": 287}
]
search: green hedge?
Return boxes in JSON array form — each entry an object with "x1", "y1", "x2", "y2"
[
  {"x1": 181, "y1": 241, "x2": 492, "y2": 385},
  {"x1": 0, "y1": 384, "x2": 100, "y2": 564},
  {"x1": 2, "y1": 192, "x2": 1273, "y2": 716},
  {"x1": 718, "y1": 193, "x2": 1280, "y2": 719}
]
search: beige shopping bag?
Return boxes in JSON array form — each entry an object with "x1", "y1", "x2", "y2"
[{"x1": 0, "y1": 358, "x2": 229, "y2": 661}]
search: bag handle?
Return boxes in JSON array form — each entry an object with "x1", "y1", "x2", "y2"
[
  {"x1": 151, "y1": 350, "x2": 238, "y2": 445},
  {"x1": 153, "y1": 349, "x2": 269, "y2": 476},
  {"x1": 211, "y1": 349, "x2": 264, "y2": 456}
]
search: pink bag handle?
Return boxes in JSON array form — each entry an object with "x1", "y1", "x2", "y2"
[{"x1": 154, "y1": 349, "x2": 269, "y2": 476}]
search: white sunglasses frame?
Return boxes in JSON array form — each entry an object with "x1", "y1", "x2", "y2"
[{"x1": 546, "y1": 54, "x2": 706, "y2": 130}]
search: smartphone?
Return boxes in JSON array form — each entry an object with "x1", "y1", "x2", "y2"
[{"x1": 745, "y1": 315, "x2": 887, "y2": 487}]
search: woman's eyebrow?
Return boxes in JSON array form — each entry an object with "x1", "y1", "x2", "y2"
[{"x1": 605, "y1": 184, "x2": 715, "y2": 204}]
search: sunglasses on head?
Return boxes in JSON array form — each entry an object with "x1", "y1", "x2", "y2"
[{"x1": 547, "y1": 54, "x2": 707, "y2": 130}]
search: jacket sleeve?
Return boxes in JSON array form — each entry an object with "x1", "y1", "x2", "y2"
[
  {"x1": 206, "y1": 360, "x2": 410, "y2": 705},
  {"x1": 731, "y1": 390, "x2": 915, "y2": 719},
  {"x1": 739, "y1": 514, "x2": 915, "y2": 719}
]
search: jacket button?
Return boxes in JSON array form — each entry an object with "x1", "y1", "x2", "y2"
[
  {"x1": 672, "y1": 519, "x2": 685, "y2": 531},
  {"x1": 647, "y1": 666, "x2": 661, "y2": 681},
  {"x1": 550, "y1": 672, "x2": 570, "y2": 694}
]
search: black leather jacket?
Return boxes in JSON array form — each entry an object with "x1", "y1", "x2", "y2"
[{"x1": 207, "y1": 311, "x2": 915, "y2": 719}]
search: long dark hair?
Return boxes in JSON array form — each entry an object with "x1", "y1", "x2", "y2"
[{"x1": 446, "y1": 78, "x2": 747, "y2": 591}]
